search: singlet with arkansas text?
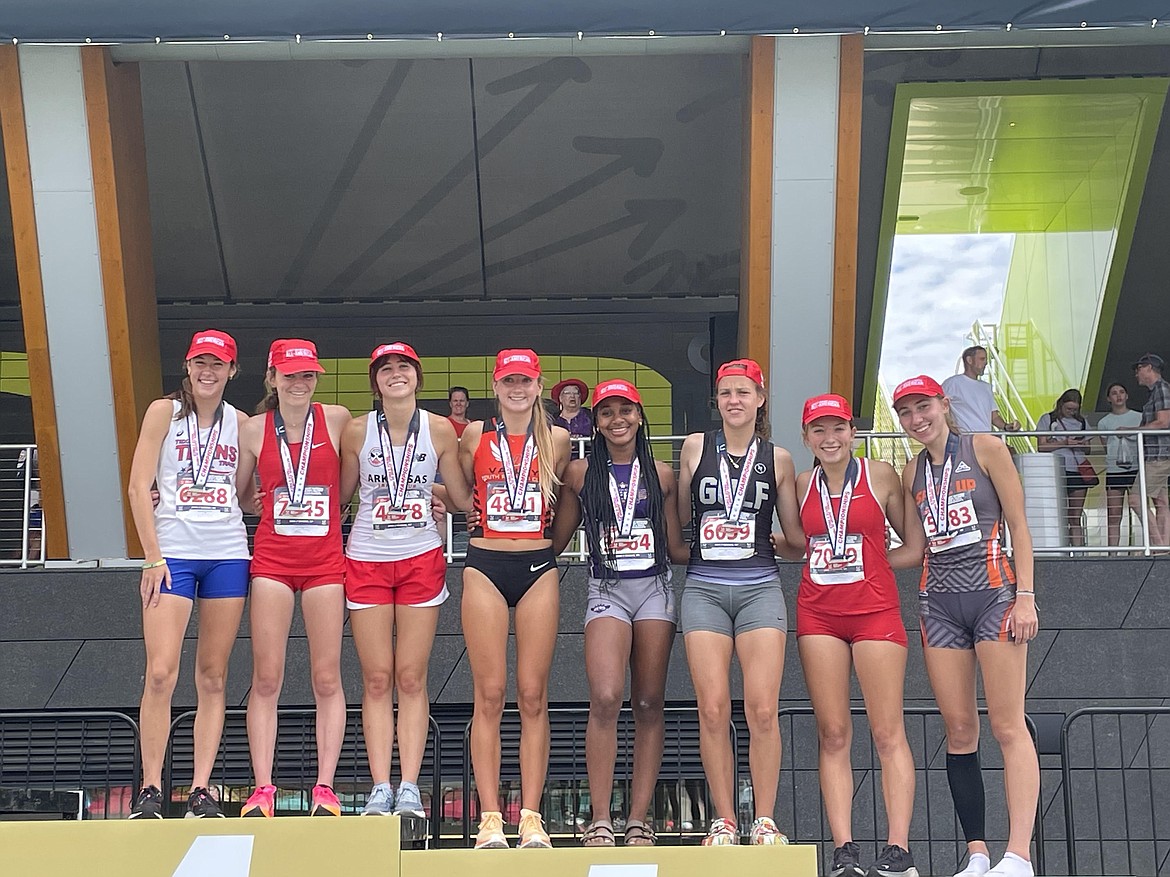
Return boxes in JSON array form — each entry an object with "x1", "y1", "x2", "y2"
[
  {"x1": 687, "y1": 431, "x2": 778, "y2": 585},
  {"x1": 154, "y1": 399, "x2": 249, "y2": 560},
  {"x1": 346, "y1": 410, "x2": 441, "y2": 563},
  {"x1": 910, "y1": 432, "x2": 1015, "y2": 593},
  {"x1": 584, "y1": 460, "x2": 668, "y2": 580},
  {"x1": 798, "y1": 458, "x2": 897, "y2": 615},
  {"x1": 251, "y1": 403, "x2": 344, "y2": 575},
  {"x1": 471, "y1": 419, "x2": 552, "y2": 539}
]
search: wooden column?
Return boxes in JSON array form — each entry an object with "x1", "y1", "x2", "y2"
[
  {"x1": 82, "y1": 47, "x2": 162, "y2": 558},
  {"x1": 830, "y1": 33, "x2": 864, "y2": 400},
  {"x1": 0, "y1": 45, "x2": 69, "y2": 558},
  {"x1": 739, "y1": 35, "x2": 775, "y2": 372}
]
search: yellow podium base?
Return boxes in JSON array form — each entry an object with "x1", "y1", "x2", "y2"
[
  {"x1": 0, "y1": 817, "x2": 817, "y2": 877},
  {"x1": 403, "y1": 845, "x2": 818, "y2": 877}
]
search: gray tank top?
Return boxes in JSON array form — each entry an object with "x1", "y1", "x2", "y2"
[{"x1": 910, "y1": 433, "x2": 1015, "y2": 593}]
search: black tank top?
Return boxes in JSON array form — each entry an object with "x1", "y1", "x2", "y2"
[{"x1": 688, "y1": 431, "x2": 777, "y2": 576}]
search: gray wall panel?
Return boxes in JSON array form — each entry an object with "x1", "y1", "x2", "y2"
[{"x1": 0, "y1": 640, "x2": 82, "y2": 708}]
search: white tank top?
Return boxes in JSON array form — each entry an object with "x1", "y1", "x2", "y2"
[
  {"x1": 346, "y1": 409, "x2": 442, "y2": 562},
  {"x1": 154, "y1": 399, "x2": 249, "y2": 560}
]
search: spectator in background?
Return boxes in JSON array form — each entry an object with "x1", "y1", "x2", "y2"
[
  {"x1": 1037, "y1": 389, "x2": 1093, "y2": 547},
  {"x1": 553, "y1": 378, "x2": 592, "y2": 458},
  {"x1": 447, "y1": 386, "x2": 470, "y2": 439},
  {"x1": 1097, "y1": 382, "x2": 1143, "y2": 547},
  {"x1": 1132, "y1": 353, "x2": 1170, "y2": 547},
  {"x1": 941, "y1": 346, "x2": 1021, "y2": 434}
]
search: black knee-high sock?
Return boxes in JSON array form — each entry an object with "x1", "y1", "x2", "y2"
[{"x1": 946, "y1": 751, "x2": 986, "y2": 843}]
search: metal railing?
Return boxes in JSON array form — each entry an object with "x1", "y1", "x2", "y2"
[
  {"x1": 0, "y1": 445, "x2": 44, "y2": 568},
  {"x1": 778, "y1": 707, "x2": 1044, "y2": 877},
  {"x1": 459, "y1": 705, "x2": 730, "y2": 845},
  {"x1": 165, "y1": 707, "x2": 442, "y2": 846},
  {"x1": 1061, "y1": 707, "x2": 1170, "y2": 876},
  {"x1": 0, "y1": 710, "x2": 140, "y2": 819}
]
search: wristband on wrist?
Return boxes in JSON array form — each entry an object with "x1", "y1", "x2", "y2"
[
  {"x1": 142, "y1": 559, "x2": 168, "y2": 570},
  {"x1": 1016, "y1": 590, "x2": 1035, "y2": 595}
]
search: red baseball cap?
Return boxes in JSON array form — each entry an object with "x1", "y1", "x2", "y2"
[
  {"x1": 493, "y1": 349, "x2": 541, "y2": 380},
  {"x1": 185, "y1": 330, "x2": 237, "y2": 363},
  {"x1": 891, "y1": 375, "x2": 945, "y2": 404},
  {"x1": 266, "y1": 339, "x2": 281, "y2": 370},
  {"x1": 716, "y1": 359, "x2": 765, "y2": 388},
  {"x1": 271, "y1": 339, "x2": 326, "y2": 375},
  {"x1": 802, "y1": 393, "x2": 853, "y2": 425},
  {"x1": 592, "y1": 379, "x2": 642, "y2": 407},
  {"x1": 370, "y1": 341, "x2": 420, "y2": 365}
]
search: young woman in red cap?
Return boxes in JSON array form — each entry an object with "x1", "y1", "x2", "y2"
[
  {"x1": 550, "y1": 379, "x2": 688, "y2": 847},
  {"x1": 127, "y1": 329, "x2": 252, "y2": 819},
  {"x1": 676, "y1": 358, "x2": 804, "y2": 846},
  {"x1": 795, "y1": 394, "x2": 919, "y2": 877},
  {"x1": 460, "y1": 349, "x2": 570, "y2": 849},
  {"x1": 236, "y1": 339, "x2": 353, "y2": 818},
  {"x1": 339, "y1": 342, "x2": 473, "y2": 819},
  {"x1": 892, "y1": 376, "x2": 1039, "y2": 877}
]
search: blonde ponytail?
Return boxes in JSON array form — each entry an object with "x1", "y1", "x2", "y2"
[{"x1": 531, "y1": 396, "x2": 561, "y2": 507}]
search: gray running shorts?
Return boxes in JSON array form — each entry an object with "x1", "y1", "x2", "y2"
[
  {"x1": 919, "y1": 587, "x2": 1016, "y2": 649},
  {"x1": 679, "y1": 578, "x2": 786, "y2": 638},
  {"x1": 584, "y1": 573, "x2": 676, "y2": 627}
]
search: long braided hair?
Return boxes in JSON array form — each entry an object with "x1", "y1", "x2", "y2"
[{"x1": 579, "y1": 404, "x2": 668, "y2": 582}]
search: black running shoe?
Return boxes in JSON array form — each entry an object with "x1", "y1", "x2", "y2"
[
  {"x1": 868, "y1": 844, "x2": 920, "y2": 877},
  {"x1": 186, "y1": 786, "x2": 225, "y2": 818},
  {"x1": 830, "y1": 841, "x2": 866, "y2": 877},
  {"x1": 128, "y1": 785, "x2": 165, "y2": 819}
]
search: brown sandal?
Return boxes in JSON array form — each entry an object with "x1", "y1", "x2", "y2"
[
  {"x1": 623, "y1": 820, "x2": 657, "y2": 846},
  {"x1": 582, "y1": 820, "x2": 616, "y2": 846}
]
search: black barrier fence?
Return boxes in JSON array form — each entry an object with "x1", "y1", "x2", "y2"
[
  {"x1": 164, "y1": 707, "x2": 442, "y2": 847},
  {"x1": 459, "y1": 706, "x2": 724, "y2": 846},
  {"x1": 1061, "y1": 706, "x2": 1170, "y2": 876},
  {"x1": 777, "y1": 706, "x2": 1044, "y2": 877},
  {"x1": 0, "y1": 710, "x2": 140, "y2": 818}
]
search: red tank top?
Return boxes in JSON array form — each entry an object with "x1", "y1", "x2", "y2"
[
  {"x1": 471, "y1": 419, "x2": 552, "y2": 540},
  {"x1": 798, "y1": 458, "x2": 899, "y2": 616},
  {"x1": 251, "y1": 403, "x2": 344, "y2": 575}
]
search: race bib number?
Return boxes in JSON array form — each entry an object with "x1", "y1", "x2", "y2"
[
  {"x1": 372, "y1": 488, "x2": 429, "y2": 534},
  {"x1": 176, "y1": 474, "x2": 233, "y2": 521},
  {"x1": 808, "y1": 534, "x2": 864, "y2": 585},
  {"x1": 924, "y1": 492, "x2": 981, "y2": 553},
  {"x1": 273, "y1": 485, "x2": 330, "y2": 537},
  {"x1": 602, "y1": 519, "x2": 656, "y2": 572},
  {"x1": 698, "y1": 511, "x2": 756, "y2": 561},
  {"x1": 485, "y1": 482, "x2": 543, "y2": 533}
]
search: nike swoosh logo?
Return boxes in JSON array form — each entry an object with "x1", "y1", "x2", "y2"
[
  {"x1": 312, "y1": 442, "x2": 328, "y2": 449},
  {"x1": 529, "y1": 562, "x2": 550, "y2": 573}
]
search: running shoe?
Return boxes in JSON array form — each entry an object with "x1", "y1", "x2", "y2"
[
  {"x1": 474, "y1": 810, "x2": 509, "y2": 849},
  {"x1": 830, "y1": 842, "x2": 866, "y2": 877},
  {"x1": 869, "y1": 844, "x2": 920, "y2": 877},
  {"x1": 310, "y1": 784, "x2": 342, "y2": 816},
  {"x1": 241, "y1": 784, "x2": 276, "y2": 818},
  {"x1": 952, "y1": 853, "x2": 992, "y2": 877},
  {"x1": 185, "y1": 786, "x2": 225, "y2": 818},
  {"x1": 393, "y1": 781, "x2": 426, "y2": 818},
  {"x1": 701, "y1": 817, "x2": 738, "y2": 846},
  {"x1": 749, "y1": 816, "x2": 789, "y2": 845},
  {"x1": 984, "y1": 853, "x2": 1034, "y2": 877},
  {"x1": 517, "y1": 809, "x2": 552, "y2": 849},
  {"x1": 361, "y1": 783, "x2": 394, "y2": 816},
  {"x1": 128, "y1": 785, "x2": 165, "y2": 819}
]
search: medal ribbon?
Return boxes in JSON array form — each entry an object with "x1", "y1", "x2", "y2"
[
  {"x1": 715, "y1": 431, "x2": 758, "y2": 523},
  {"x1": 495, "y1": 418, "x2": 537, "y2": 512},
  {"x1": 185, "y1": 403, "x2": 224, "y2": 489},
  {"x1": 376, "y1": 406, "x2": 420, "y2": 509},
  {"x1": 607, "y1": 458, "x2": 642, "y2": 538},
  {"x1": 816, "y1": 457, "x2": 858, "y2": 560},
  {"x1": 274, "y1": 406, "x2": 315, "y2": 505},
  {"x1": 923, "y1": 433, "x2": 960, "y2": 538}
]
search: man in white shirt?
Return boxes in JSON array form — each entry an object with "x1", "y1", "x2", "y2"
[{"x1": 941, "y1": 345, "x2": 1020, "y2": 433}]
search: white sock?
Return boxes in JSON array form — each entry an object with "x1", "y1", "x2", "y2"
[
  {"x1": 987, "y1": 852, "x2": 1034, "y2": 877},
  {"x1": 954, "y1": 852, "x2": 992, "y2": 877}
]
